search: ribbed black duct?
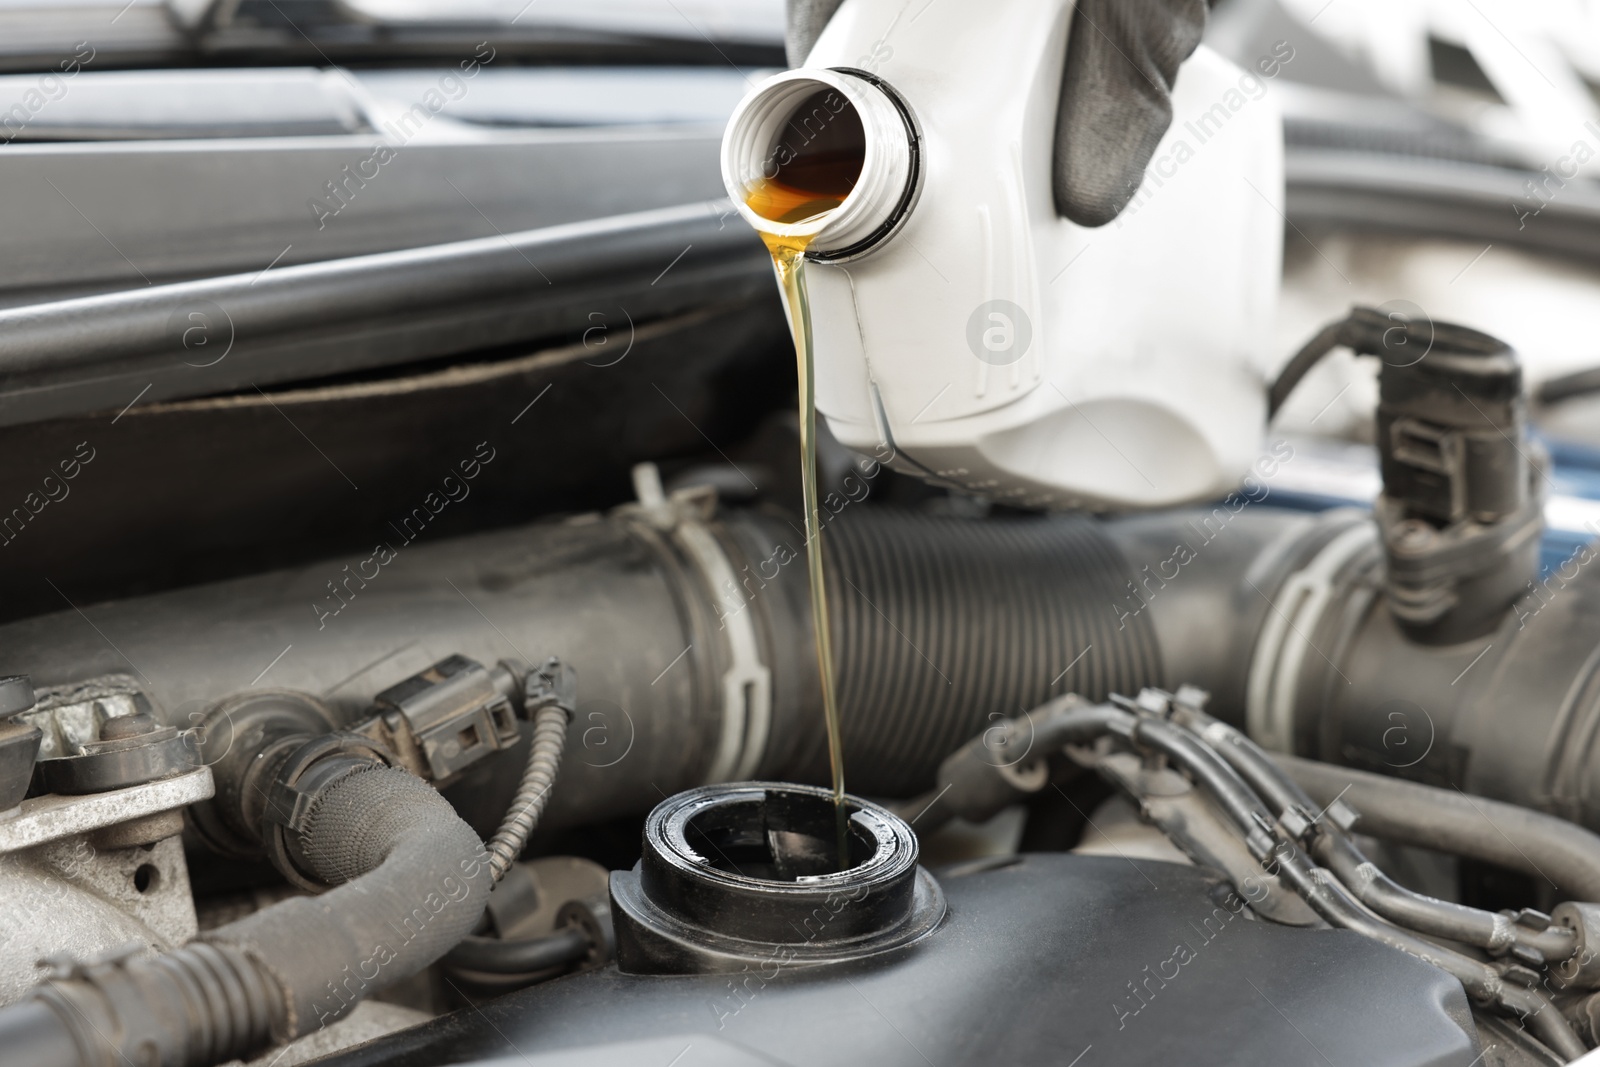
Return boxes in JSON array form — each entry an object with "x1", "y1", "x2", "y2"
[{"x1": 816, "y1": 510, "x2": 1162, "y2": 794}]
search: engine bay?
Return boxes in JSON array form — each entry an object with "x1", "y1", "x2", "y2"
[{"x1": 7, "y1": 1, "x2": 1600, "y2": 1065}]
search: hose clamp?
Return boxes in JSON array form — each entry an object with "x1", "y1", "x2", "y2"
[
  {"x1": 261, "y1": 732, "x2": 397, "y2": 891},
  {"x1": 1246, "y1": 519, "x2": 1377, "y2": 753},
  {"x1": 618, "y1": 464, "x2": 772, "y2": 783}
]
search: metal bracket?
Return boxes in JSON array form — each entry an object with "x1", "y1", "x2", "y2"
[{"x1": 0, "y1": 767, "x2": 214, "y2": 855}]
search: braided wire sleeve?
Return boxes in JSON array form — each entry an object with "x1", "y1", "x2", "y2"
[{"x1": 486, "y1": 700, "x2": 570, "y2": 882}]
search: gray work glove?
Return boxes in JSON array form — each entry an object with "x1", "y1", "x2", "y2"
[{"x1": 784, "y1": 0, "x2": 1208, "y2": 228}]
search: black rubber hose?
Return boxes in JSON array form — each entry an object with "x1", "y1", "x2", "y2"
[
  {"x1": 1268, "y1": 315, "x2": 1348, "y2": 419},
  {"x1": 229, "y1": 765, "x2": 493, "y2": 1033},
  {"x1": 1183, "y1": 714, "x2": 1578, "y2": 963},
  {"x1": 1125, "y1": 713, "x2": 1584, "y2": 1057},
  {"x1": 1264, "y1": 840, "x2": 1585, "y2": 1061},
  {"x1": 1031, "y1": 699, "x2": 1138, "y2": 752},
  {"x1": 1277, "y1": 753, "x2": 1600, "y2": 903},
  {"x1": 902, "y1": 697, "x2": 1583, "y2": 1056},
  {"x1": 1267, "y1": 305, "x2": 1473, "y2": 419},
  {"x1": 1505, "y1": 985, "x2": 1591, "y2": 1063},
  {"x1": 1537, "y1": 363, "x2": 1600, "y2": 405},
  {"x1": 0, "y1": 765, "x2": 492, "y2": 1067},
  {"x1": 900, "y1": 699, "x2": 1136, "y2": 830},
  {"x1": 1125, "y1": 717, "x2": 1273, "y2": 834},
  {"x1": 442, "y1": 926, "x2": 591, "y2": 976}
]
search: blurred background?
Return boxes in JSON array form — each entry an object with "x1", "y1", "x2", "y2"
[{"x1": 5, "y1": 0, "x2": 1600, "y2": 613}]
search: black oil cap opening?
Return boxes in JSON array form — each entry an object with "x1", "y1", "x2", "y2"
[{"x1": 685, "y1": 789, "x2": 875, "y2": 880}]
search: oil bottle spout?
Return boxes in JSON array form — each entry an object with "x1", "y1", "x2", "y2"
[{"x1": 720, "y1": 68, "x2": 919, "y2": 259}]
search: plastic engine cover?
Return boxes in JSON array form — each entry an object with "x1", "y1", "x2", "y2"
[{"x1": 314, "y1": 853, "x2": 1480, "y2": 1067}]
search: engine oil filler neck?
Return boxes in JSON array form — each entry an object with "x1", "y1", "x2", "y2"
[{"x1": 609, "y1": 783, "x2": 945, "y2": 974}]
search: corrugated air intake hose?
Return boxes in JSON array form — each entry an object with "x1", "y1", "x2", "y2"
[{"x1": 810, "y1": 509, "x2": 1164, "y2": 795}]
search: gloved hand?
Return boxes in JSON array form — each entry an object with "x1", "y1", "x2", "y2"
[{"x1": 784, "y1": 0, "x2": 1208, "y2": 228}]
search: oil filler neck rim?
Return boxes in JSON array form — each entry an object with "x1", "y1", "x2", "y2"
[{"x1": 610, "y1": 782, "x2": 945, "y2": 975}]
